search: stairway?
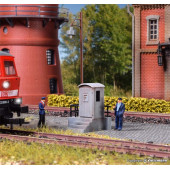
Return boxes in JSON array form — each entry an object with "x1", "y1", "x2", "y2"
[{"x1": 68, "y1": 117, "x2": 105, "y2": 133}]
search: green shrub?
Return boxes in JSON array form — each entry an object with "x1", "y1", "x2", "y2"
[
  {"x1": 62, "y1": 83, "x2": 79, "y2": 96},
  {"x1": 104, "y1": 85, "x2": 132, "y2": 97}
]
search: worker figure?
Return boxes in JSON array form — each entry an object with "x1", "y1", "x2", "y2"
[
  {"x1": 38, "y1": 97, "x2": 46, "y2": 128},
  {"x1": 113, "y1": 98, "x2": 125, "y2": 131}
]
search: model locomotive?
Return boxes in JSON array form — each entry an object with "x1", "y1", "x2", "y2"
[{"x1": 0, "y1": 51, "x2": 28, "y2": 128}]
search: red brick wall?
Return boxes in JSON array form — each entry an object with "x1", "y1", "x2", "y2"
[
  {"x1": 141, "y1": 8, "x2": 165, "y2": 49},
  {"x1": 139, "y1": 7, "x2": 165, "y2": 99},
  {"x1": 141, "y1": 53, "x2": 164, "y2": 99}
]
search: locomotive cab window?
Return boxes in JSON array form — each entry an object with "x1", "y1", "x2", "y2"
[{"x1": 4, "y1": 61, "x2": 16, "y2": 75}]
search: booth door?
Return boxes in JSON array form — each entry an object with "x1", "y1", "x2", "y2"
[{"x1": 79, "y1": 87, "x2": 94, "y2": 118}]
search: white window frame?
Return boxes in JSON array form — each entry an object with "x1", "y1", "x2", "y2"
[
  {"x1": 46, "y1": 49, "x2": 55, "y2": 65},
  {"x1": 146, "y1": 15, "x2": 160, "y2": 45}
]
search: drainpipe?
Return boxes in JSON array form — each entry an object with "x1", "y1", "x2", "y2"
[{"x1": 127, "y1": 4, "x2": 135, "y2": 97}]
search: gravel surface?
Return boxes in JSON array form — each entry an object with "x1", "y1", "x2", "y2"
[
  {"x1": 28, "y1": 109, "x2": 170, "y2": 124},
  {"x1": 13, "y1": 113, "x2": 170, "y2": 145}
]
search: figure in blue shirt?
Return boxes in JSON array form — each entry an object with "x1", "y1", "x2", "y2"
[
  {"x1": 113, "y1": 98, "x2": 125, "y2": 130},
  {"x1": 38, "y1": 97, "x2": 46, "y2": 128}
]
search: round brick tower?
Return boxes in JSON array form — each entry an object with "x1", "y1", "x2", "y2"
[{"x1": 0, "y1": 4, "x2": 68, "y2": 104}]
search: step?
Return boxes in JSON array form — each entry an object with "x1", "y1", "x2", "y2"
[
  {"x1": 68, "y1": 124, "x2": 88, "y2": 129},
  {"x1": 71, "y1": 121, "x2": 90, "y2": 126},
  {"x1": 68, "y1": 117, "x2": 92, "y2": 125},
  {"x1": 68, "y1": 128, "x2": 85, "y2": 133}
]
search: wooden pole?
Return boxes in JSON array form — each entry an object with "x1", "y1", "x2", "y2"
[{"x1": 80, "y1": 11, "x2": 83, "y2": 83}]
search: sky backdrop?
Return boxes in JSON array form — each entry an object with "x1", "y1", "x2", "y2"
[
  {"x1": 60, "y1": 4, "x2": 126, "y2": 14},
  {"x1": 59, "y1": 4, "x2": 127, "y2": 60}
]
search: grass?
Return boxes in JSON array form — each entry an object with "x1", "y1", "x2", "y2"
[
  {"x1": 0, "y1": 126, "x2": 169, "y2": 165},
  {"x1": 0, "y1": 139, "x2": 169, "y2": 165},
  {"x1": 0, "y1": 125, "x2": 125, "y2": 141}
]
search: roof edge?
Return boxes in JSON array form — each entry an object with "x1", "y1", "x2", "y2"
[
  {"x1": 133, "y1": 4, "x2": 167, "y2": 10},
  {"x1": 78, "y1": 83, "x2": 105, "y2": 88},
  {"x1": 0, "y1": 51, "x2": 14, "y2": 57}
]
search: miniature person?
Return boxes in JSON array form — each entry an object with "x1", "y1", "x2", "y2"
[
  {"x1": 113, "y1": 98, "x2": 125, "y2": 130},
  {"x1": 38, "y1": 97, "x2": 46, "y2": 128}
]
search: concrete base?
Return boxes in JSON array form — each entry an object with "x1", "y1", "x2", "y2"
[{"x1": 68, "y1": 117, "x2": 106, "y2": 133}]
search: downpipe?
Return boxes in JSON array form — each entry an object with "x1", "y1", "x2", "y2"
[{"x1": 127, "y1": 5, "x2": 135, "y2": 97}]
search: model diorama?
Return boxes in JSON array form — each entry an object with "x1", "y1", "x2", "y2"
[{"x1": 0, "y1": 4, "x2": 169, "y2": 166}]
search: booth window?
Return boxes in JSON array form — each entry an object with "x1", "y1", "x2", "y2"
[
  {"x1": 49, "y1": 78, "x2": 57, "y2": 94},
  {"x1": 2, "y1": 48, "x2": 10, "y2": 53},
  {"x1": 96, "y1": 91, "x2": 100, "y2": 102},
  {"x1": 46, "y1": 49, "x2": 55, "y2": 65}
]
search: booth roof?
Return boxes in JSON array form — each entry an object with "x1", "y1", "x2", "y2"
[{"x1": 78, "y1": 83, "x2": 105, "y2": 88}]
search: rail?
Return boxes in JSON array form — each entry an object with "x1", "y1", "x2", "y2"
[
  {"x1": 0, "y1": 129, "x2": 170, "y2": 158},
  {"x1": 0, "y1": 5, "x2": 69, "y2": 19}
]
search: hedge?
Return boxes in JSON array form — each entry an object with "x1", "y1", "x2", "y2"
[{"x1": 47, "y1": 94, "x2": 170, "y2": 114}]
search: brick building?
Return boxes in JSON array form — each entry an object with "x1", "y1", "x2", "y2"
[{"x1": 133, "y1": 4, "x2": 170, "y2": 100}]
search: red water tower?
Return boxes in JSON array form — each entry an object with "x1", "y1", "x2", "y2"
[{"x1": 0, "y1": 4, "x2": 68, "y2": 104}]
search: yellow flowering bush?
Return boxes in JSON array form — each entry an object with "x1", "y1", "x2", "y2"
[{"x1": 47, "y1": 95, "x2": 170, "y2": 114}]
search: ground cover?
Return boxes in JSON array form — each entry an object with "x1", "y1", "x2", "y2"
[
  {"x1": 0, "y1": 126, "x2": 125, "y2": 141},
  {"x1": 0, "y1": 126, "x2": 169, "y2": 165},
  {"x1": 0, "y1": 139, "x2": 169, "y2": 165}
]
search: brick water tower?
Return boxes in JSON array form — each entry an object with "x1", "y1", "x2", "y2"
[{"x1": 0, "y1": 4, "x2": 68, "y2": 104}]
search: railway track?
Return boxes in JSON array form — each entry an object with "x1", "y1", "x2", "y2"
[{"x1": 0, "y1": 129, "x2": 170, "y2": 159}]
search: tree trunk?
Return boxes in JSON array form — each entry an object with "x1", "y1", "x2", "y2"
[{"x1": 113, "y1": 77, "x2": 116, "y2": 91}]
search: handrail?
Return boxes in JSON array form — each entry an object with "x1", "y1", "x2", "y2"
[
  {"x1": 0, "y1": 5, "x2": 69, "y2": 19},
  {"x1": 0, "y1": 5, "x2": 65, "y2": 8}
]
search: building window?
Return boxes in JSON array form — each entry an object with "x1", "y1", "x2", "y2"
[
  {"x1": 46, "y1": 49, "x2": 55, "y2": 65},
  {"x1": 146, "y1": 15, "x2": 160, "y2": 45},
  {"x1": 149, "y1": 20, "x2": 158, "y2": 40},
  {"x1": 2, "y1": 48, "x2": 10, "y2": 53},
  {"x1": 49, "y1": 78, "x2": 57, "y2": 94}
]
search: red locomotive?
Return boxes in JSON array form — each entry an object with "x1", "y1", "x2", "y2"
[{"x1": 0, "y1": 51, "x2": 28, "y2": 128}]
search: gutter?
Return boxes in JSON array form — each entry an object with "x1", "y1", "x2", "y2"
[{"x1": 127, "y1": 5, "x2": 135, "y2": 97}]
